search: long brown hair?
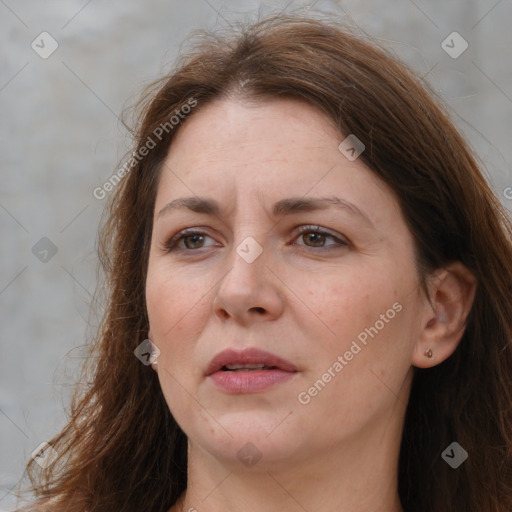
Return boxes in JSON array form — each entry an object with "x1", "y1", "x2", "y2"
[{"x1": 22, "y1": 14, "x2": 512, "y2": 512}]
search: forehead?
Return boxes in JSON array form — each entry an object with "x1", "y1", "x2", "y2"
[
  {"x1": 155, "y1": 96, "x2": 399, "y2": 227},
  {"x1": 166, "y1": 96, "x2": 339, "y2": 171}
]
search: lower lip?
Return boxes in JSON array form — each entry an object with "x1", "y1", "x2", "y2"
[{"x1": 208, "y1": 369, "x2": 297, "y2": 393}]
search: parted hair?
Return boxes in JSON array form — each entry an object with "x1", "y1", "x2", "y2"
[{"x1": 23, "y1": 14, "x2": 512, "y2": 512}]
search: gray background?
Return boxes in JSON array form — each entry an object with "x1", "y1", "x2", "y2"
[{"x1": 1, "y1": 0, "x2": 511, "y2": 509}]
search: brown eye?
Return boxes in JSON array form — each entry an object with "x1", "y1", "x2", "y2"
[
  {"x1": 164, "y1": 230, "x2": 218, "y2": 252},
  {"x1": 294, "y1": 226, "x2": 348, "y2": 249},
  {"x1": 302, "y1": 231, "x2": 327, "y2": 247},
  {"x1": 182, "y1": 234, "x2": 206, "y2": 249}
]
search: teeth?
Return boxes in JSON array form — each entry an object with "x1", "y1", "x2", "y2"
[{"x1": 224, "y1": 363, "x2": 273, "y2": 371}]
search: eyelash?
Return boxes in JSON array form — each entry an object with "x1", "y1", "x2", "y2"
[{"x1": 163, "y1": 225, "x2": 349, "y2": 253}]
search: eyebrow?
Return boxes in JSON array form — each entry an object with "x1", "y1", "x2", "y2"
[{"x1": 157, "y1": 195, "x2": 374, "y2": 227}]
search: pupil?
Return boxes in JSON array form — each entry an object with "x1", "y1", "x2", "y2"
[
  {"x1": 306, "y1": 233, "x2": 324, "y2": 247},
  {"x1": 186, "y1": 234, "x2": 204, "y2": 249}
]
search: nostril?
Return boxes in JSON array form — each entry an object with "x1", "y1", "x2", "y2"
[{"x1": 251, "y1": 307, "x2": 266, "y2": 314}]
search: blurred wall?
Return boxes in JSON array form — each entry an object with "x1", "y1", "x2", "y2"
[{"x1": 1, "y1": 0, "x2": 511, "y2": 509}]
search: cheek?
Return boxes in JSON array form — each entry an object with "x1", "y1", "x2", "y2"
[
  {"x1": 146, "y1": 263, "x2": 207, "y2": 338},
  {"x1": 146, "y1": 268, "x2": 207, "y2": 411},
  {"x1": 305, "y1": 272, "x2": 391, "y2": 346},
  {"x1": 302, "y1": 266, "x2": 416, "y2": 389},
  {"x1": 298, "y1": 296, "x2": 414, "y2": 432},
  {"x1": 146, "y1": 263, "x2": 217, "y2": 386}
]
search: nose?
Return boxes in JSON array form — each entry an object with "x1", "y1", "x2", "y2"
[{"x1": 212, "y1": 240, "x2": 285, "y2": 325}]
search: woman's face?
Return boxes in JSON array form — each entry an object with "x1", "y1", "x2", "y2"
[{"x1": 146, "y1": 97, "x2": 429, "y2": 470}]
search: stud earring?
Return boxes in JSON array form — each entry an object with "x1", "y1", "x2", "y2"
[{"x1": 424, "y1": 348, "x2": 433, "y2": 358}]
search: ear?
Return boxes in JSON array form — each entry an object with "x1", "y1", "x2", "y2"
[{"x1": 413, "y1": 262, "x2": 477, "y2": 368}]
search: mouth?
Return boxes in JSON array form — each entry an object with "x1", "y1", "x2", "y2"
[
  {"x1": 205, "y1": 347, "x2": 298, "y2": 376},
  {"x1": 221, "y1": 363, "x2": 278, "y2": 372},
  {"x1": 205, "y1": 347, "x2": 298, "y2": 393}
]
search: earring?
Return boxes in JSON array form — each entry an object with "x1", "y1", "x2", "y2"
[{"x1": 424, "y1": 348, "x2": 433, "y2": 358}]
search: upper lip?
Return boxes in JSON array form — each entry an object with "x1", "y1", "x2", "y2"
[{"x1": 205, "y1": 347, "x2": 298, "y2": 376}]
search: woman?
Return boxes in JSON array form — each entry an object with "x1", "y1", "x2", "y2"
[{"x1": 22, "y1": 14, "x2": 512, "y2": 512}]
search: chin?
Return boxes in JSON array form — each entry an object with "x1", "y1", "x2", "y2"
[{"x1": 189, "y1": 415, "x2": 305, "y2": 468}]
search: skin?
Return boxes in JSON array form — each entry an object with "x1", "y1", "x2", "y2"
[{"x1": 145, "y1": 96, "x2": 476, "y2": 512}]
